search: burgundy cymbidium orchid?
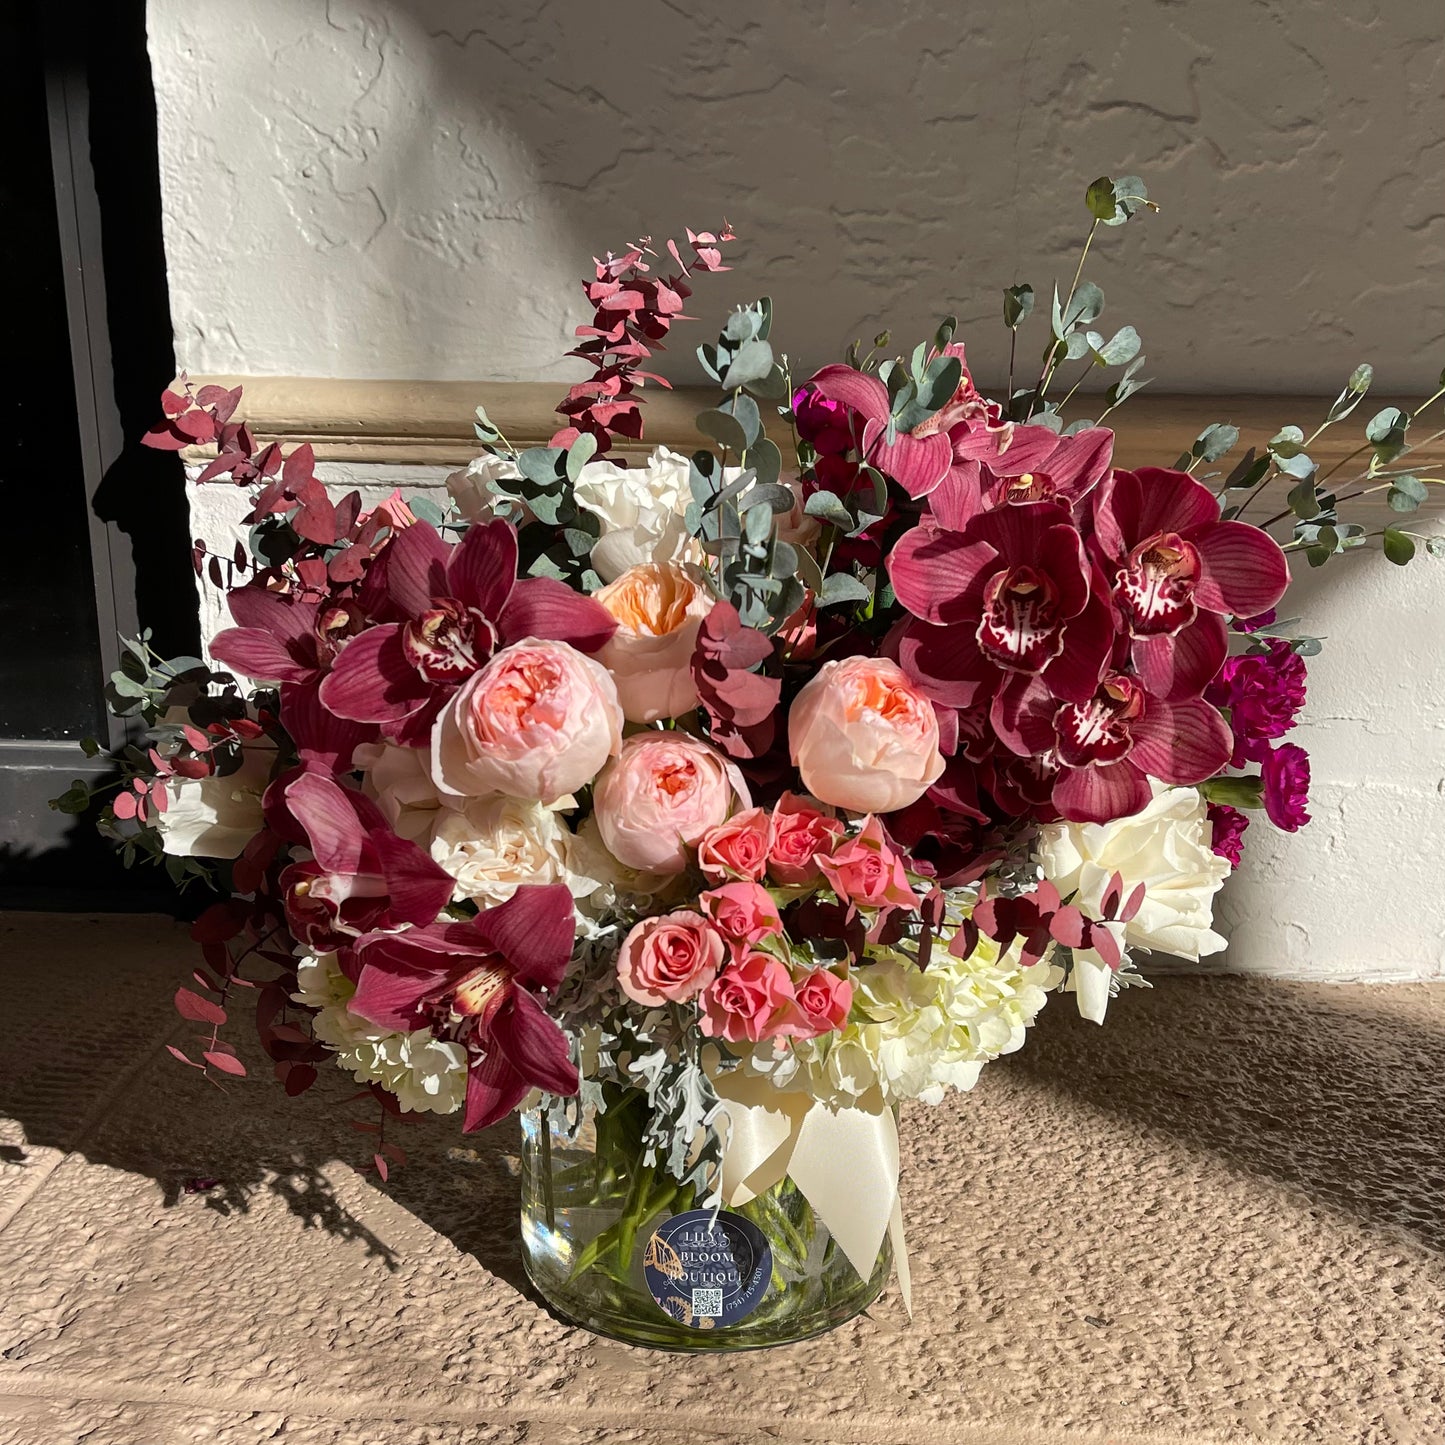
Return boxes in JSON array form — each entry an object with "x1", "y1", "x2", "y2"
[
  {"x1": 319, "y1": 519, "x2": 616, "y2": 745},
  {"x1": 278, "y1": 772, "x2": 456, "y2": 953},
  {"x1": 1091, "y1": 467, "x2": 1290, "y2": 700},
  {"x1": 347, "y1": 884, "x2": 580, "y2": 1132},
  {"x1": 992, "y1": 666, "x2": 1233, "y2": 823},
  {"x1": 890, "y1": 501, "x2": 1113, "y2": 711}
]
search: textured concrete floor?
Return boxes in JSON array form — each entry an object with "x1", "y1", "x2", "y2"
[{"x1": 0, "y1": 912, "x2": 1442, "y2": 1445}]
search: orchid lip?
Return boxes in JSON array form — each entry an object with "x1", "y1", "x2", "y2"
[
  {"x1": 401, "y1": 598, "x2": 494, "y2": 682},
  {"x1": 451, "y1": 961, "x2": 513, "y2": 1025},
  {"x1": 976, "y1": 565, "x2": 1066, "y2": 673},
  {"x1": 1054, "y1": 673, "x2": 1145, "y2": 768},
  {"x1": 1116, "y1": 530, "x2": 1200, "y2": 636}
]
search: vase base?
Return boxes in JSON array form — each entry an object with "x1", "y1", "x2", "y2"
[{"x1": 521, "y1": 1252, "x2": 888, "y2": 1352}]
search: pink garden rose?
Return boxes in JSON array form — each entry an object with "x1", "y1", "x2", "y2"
[
  {"x1": 594, "y1": 562, "x2": 716, "y2": 723},
  {"x1": 616, "y1": 910, "x2": 726, "y2": 1007},
  {"x1": 698, "y1": 881, "x2": 783, "y2": 945},
  {"x1": 592, "y1": 732, "x2": 749, "y2": 874},
  {"x1": 699, "y1": 951, "x2": 799, "y2": 1044},
  {"x1": 766, "y1": 793, "x2": 845, "y2": 886},
  {"x1": 788, "y1": 656, "x2": 945, "y2": 814},
  {"x1": 789, "y1": 966, "x2": 853, "y2": 1036},
  {"x1": 697, "y1": 806, "x2": 773, "y2": 882},
  {"x1": 817, "y1": 815, "x2": 917, "y2": 914},
  {"x1": 431, "y1": 638, "x2": 622, "y2": 804}
]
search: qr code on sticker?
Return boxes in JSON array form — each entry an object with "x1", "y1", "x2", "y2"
[{"x1": 691, "y1": 1287, "x2": 724, "y2": 1319}]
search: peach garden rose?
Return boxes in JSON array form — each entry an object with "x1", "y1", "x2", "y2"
[
  {"x1": 788, "y1": 656, "x2": 945, "y2": 814},
  {"x1": 593, "y1": 562, "x2": 715, "y2": 723},
  {"x1": 430, "y1": 638, "x2": 622, "y2": 804},
  {"x1": 591, "y1": 732, "x2": 749, "y2": 874}
]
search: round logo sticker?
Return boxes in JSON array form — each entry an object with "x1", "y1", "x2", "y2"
[{"x1": 642, "y1": 1208, "x2": 772, "y2": 1329}]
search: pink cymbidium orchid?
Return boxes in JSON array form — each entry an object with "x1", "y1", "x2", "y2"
[
  {"x1": 1091, "y1": 467, "x2": 1290, "y2": 700},
  {"x1": 347, "y1": 884, "x2": 580, "y2": 1132},
  {"x1": 277, "y1": 772, "x2": 455, "y2": 953},
  {"x1": 318, "y1": 519, "x2": 616, "y2": 745}
]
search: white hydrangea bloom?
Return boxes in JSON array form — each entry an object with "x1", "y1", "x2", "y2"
[
  {"x1": 292, "y1": 954, "x2": 467, "y2": 1116},
  {"x1": 751, "y1": 928, "x2": 1063, "y2": 1109}
]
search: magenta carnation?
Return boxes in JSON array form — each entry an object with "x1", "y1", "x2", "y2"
[
  {"x1": 1206, "y1": 802, "x2": 1250, "y2": 869},
  {"x1": 1206, "y1": 640, "x2": 1307, "y2": 765},
  {"x1": 791, "y1": 386, "x2": 856, "y2": 456},
  {"x1": 1262, "y1": 743, "x2": 1311, "y2": 832}
]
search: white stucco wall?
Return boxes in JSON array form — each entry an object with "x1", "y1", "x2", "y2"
[
  {"x1": 148, "y1": 0, "x2": 1445, "y2": 392},
  {"x1": 155, "y1": 1, "x2": 1445, "y2": 979}
]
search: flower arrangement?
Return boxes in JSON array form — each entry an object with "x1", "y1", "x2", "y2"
[{"x1": 61, "y1": 177, "x2": 1443, "y2": 1345}]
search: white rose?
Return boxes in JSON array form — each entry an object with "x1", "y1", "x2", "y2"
[
  {"x1": 572, "y1": 446, "x2": 702, "y2": 583},
  {"x1": 1035, "y1": 782, "x2": 1230, "y2": 963},
  {"x1": 446, "y1": 452, "x2": 523, "y2": 523},
  {"x1": 155, "y1": 741, "x2": 276, "y2": 859},
  {"x1": 429, "y1": 795, "x2": 571, "y2": 907},
  {"x1": 355, "y1": 741, "x2": 458, "y2": 844}
]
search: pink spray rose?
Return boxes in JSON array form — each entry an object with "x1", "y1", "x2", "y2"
[
  {"x1": 817, "y1": 815, "x2": 918, "y2": 914},
  {"x1": 697, "y1": 806, "x2": 773, "y2": 882},
  {"x1": 789, "y1": 966, "x2": 853, "y2": 1036},
  {"x1": 699, "y1": 881, "x2": 783, "y2": 945},
  {"x1": 788, "y1": 656, "x2": 945, "y2": 814},
  {"x1": 431, "y1": 638, "x2": 622, "y2": 804},
  {"x1": 699, "y1": 951, "x2": 799, "y2": 1044},
  {"x1": 593, "y1": 562, "x2": 716, "y2": 723},
  {"x1": 767, "y1": 793, "x2": 845, "y2": 886},
  {"x1": 616, "y1": 910, "x2": 726, "y2": 1007},
  {"x1": 592, "y1": 732, "x2": 749, "y2": 874}
]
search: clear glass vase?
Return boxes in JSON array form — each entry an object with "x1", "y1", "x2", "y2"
[{"x1": 518, "y1": 1085, "x2": 891, "y2": 1349}]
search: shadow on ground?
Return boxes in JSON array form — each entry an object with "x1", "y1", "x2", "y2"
[{"x1": 3, "y1": 912, "x2": 1443, "y2": 1301}]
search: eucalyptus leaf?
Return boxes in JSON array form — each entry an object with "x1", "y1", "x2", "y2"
[
  {"x1": 746, "y1": 363, "x2": 790, "y2": 401},
  {"x1": 1268, "y1": 425, "x2": 1304, "y2": 459},
  {"x1": 894, "y1": 355, "x2": 962, "y2": 432},
  {"x1": 1223, "y1": 448, "x2": 1269, "y2": 490},
  {"x1": 564, "y1": 431, "x2": 598, "y2": 483},
  {"x1": 1383, "y1": 526, "x2": 1416, "y2": 565},
  {"x1": 1062, "y1": 281, "x2": 1105, "y2": 331},
  {"x1": 518, "y1": 447, "x2": 567, "y2": 486},
  {"x1": 1388, "y1": 475, "x2": 1428, "y2": 511},
  {"x1": 803, "y1": 491, "x2": 854, "y2": 529},
  {"x1": 1093, "y1": 325, "x2": 1141, "y2": 367},
  {"x1": 1004, "y1": 284, "x2": 1035, "y2": 330},
  {"x1": 818, "y1": 572, "x2": 872, "y2": 608},
  {"x1": 729, "y1": 392, "x2": 763, "y2": 446},
  {"x1": 1102, "y1": 175, "x2": 1152, "y2": 226},
  {"x1": 740, "y1": 481, "x2": 796, "y2": 515},
  {"x1": 1366, "y1": 405, "x2": 1409, "y2": 463},
  {"x1": 473, "y1": 403, "x2": 500, "y2": 441},
  {"x1": 1426, "y1": 535, "x2": 1445, "y2": 558},
  {"x1": 747, "y1": 437, "x2": 783, "y2": 490},
  {"x1": 1192, "y1": 423, "x2": 1240, "y2": 464},
  {"x1": 697, "y1": 408, "x2": 750, "y2": 454},
  {"x1": 722, "y1": 337, "x2": 775, "y2": 393},
  {"x1": 1085, "y1": 176, "x2": 1117, "y2": 222},
  {"x1": 1287, "y1": 477, "x2": 1320, "y2": 519},
  {"x1": 934, "y1": 315, "x2": 958, "y2": 350},
  {"x1": 407, "y1": 494, "x2": 446, "y2": 527}
]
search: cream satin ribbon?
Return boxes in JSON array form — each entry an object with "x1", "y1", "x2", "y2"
[{"x1": 713, "y1": 1071, "x2": 911, "y2": 1315}]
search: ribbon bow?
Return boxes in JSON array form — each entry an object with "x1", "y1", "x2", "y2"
[{"x1": 713, "y1": 1071, "x2": 911, "y2": 1315}]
